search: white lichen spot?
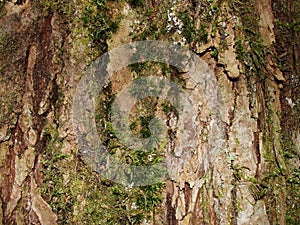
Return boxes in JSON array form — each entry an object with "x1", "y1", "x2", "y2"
[
  {"x1": 147, "y1": 154, "x2": 153, "y2": 162},
  {"x1": 285, "y1": 97, "x2": 296, "y2": 108},
  {"x1": 131, "y1": 202, "x2": 137, "y2": 209}
]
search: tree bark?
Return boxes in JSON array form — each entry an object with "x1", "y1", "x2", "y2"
[{"x1": 0, "y1": 0, "x2": 298, "y2": 224}]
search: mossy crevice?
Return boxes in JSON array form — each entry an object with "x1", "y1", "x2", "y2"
[
  {"x1": 228, "y1": 0, "x2": 289, "y2": 223},
  {"x1": 273, "y1": 0, "x2": 300, "y2": 223}
]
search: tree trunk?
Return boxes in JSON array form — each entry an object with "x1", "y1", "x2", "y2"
[{"x1": 0, "y1": 0, "x2": 298, "y2": 224}]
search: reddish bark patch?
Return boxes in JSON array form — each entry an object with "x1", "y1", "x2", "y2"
[
  {"x1": 166, "y1": 192, "x2": 177, "y2": 225},
  {"x1": 183, "y1": 182, "x2": 191, "y2": 215},
  {"x1": 165, "y1": 181, "x2": 177, "y2": 225}
]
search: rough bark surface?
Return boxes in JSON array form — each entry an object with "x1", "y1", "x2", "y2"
[{"x1": 0, "y1": 0, "x2": 298, "y2": 224}]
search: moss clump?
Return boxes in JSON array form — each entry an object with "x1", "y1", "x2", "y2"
[
  {"x1": 94, "y1": 80, "x2": 165, "y2": 223},
  {"x1": 230, "y1": 0, "x2": 270, "y2": 81},
  {"x1": 41, "y1": 0, "x2": 120, "y2": 53},
  {"x1": 210, "y1": 47, "x2": 218, "y2": 58},
  {"x1": 41, "y1": 0, "x2": 75, "y2": 24},
  {"x1": 81, "y1": 0, "x2": 120, "y2": 52},
  {"x1": 41, "y1": 124, "x2": 164, "y2": 224}
]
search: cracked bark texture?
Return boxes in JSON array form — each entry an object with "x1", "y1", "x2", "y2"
[{"x1": 0, "y1": 0, "x2": 298, "y2": 224}]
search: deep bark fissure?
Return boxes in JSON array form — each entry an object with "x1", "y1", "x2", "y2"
[{"x1": 166, "y1": 191, "x2": 177, "y2": 225}]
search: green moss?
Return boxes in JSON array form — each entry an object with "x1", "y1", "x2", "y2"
[
  {"x1": 130, "y1": 62, "x2": 149, "y2": 75},
  {"x1": 93, "y1": 75, "x2": 165, "y2": 223},
  {"x1": 178, "y1": 11, "x2": 208, "y2": 44},
  {"x1": 210, "y1": 47, "x2": 218, "y2": 58},
  {"x1": 161, "y1": 101, "x2": 178, "y2": 117},
  {"x1": 0, "y1": 2, "x2": 6, "y2": 18},
  {"x1": 139, "y1": 115, "x2": 154, "y2": 138},
  {"x1": 200, "y1": 185, "x2": 209, "y2": 224},
  {"x1": 228, "y1": 0, "x2": 295, "y2": 223},
  {"x1": 211, "y1": 21, "x2": 217, "y2": 38},
  {"x1": 281, "y1": 130, "x2": 300, "y2": 224},
  {"x1": 41, "y1": 0, "x2": 75, "y2": 23},
  {"x1": 235, "y1": 38, "x2": 245, "y2": 59},
  {"x1": 81, "y1": 0, "x2": 120, "y2": 52},
  {"x1": 231, "y1": 0, "x2": 269, "y2": 81},
  {"x1": 0, "y1": 91, "x2": 16, "y2": 127},
  {"x1": 41, "y1": 123, "x2": 165, "y2": 224},
  {"x1": 273, "y1": 7, "x2": 300, "y2": 222},
  {"x1": 41, "y1": 125, "x2": 71, "y2": 222}
]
